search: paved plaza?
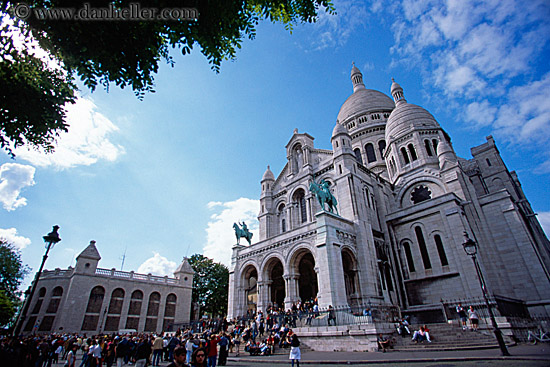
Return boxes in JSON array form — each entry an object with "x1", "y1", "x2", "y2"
[{"x1": 46, "y1": 344, "x2": 549, "y2": 367}]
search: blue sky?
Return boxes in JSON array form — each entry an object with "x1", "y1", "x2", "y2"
[{"x1": 1, "y1": 0, "x2": 549, "y2": 288}]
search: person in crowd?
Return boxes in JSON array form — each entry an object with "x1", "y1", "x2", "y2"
[
  {"x1": 133, "y1": 338, "x2": 151, "y2": 367},
  {"x1": 167, "y1": 346, "x2": 189, "y2": 367},
  {"x1": 377, "y1": 333, "x2": 391, "y2": 352},
  {"x1": 327, "y1": 305, "x2": 336, "y2": 326},
  {"x1": 152, "y1": 334, "x2": 164, "y2": 366},
  {"x1": 288, "y1": 333, "x2": 301, "y2": 367},
  {"x1": 66, "y1": 345, "x2": 79, "y2": 367},
  {"x1": 218, "y1": 332, "x2": 229, "y2": 366},
  {"x1": 115, "y1": 336, "x2": 129, "y2": 367},
  {"x1": 168, "y1": 333, "x2": 180, "y2": 362},
  {"x1": 185, "y1": 336, "x2": 197, "y2": 365},
  {"x1": 206, "y1": 333, "x2": 220, "y2": 367},
  {"x1": 190, "y1": 347, "x2": 208, "y2": 367},
  {"x1": 411, "y1": 326, "x2": 432, "y2": 343},
  {"x1": 468, "y1": 306, "x2": 479, "y2": 331},
  {"x1": 456, "y1": 303, "x2": 468, "y2": 330},
  {"x1": 396, "y1": 317, "x2": 411, "y2": 337}
]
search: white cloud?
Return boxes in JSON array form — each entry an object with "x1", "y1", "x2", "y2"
[
  {"x1": 0, "y1": 163, "x2": 35, "y2": 211},
  {"x1": 0, "y1": 227, "x2": 31, "y2": 250},
  {"x1": 308, "y1": 0, "x2": 368, "y2": 50},
  {"x1": 137, "y1": 252, "x2": 177, "y2": 277},
  {"x1": 538, "y1": 212, "x2": 550, "y2": 238},
  {"x1": 203, "y1": 198, "x2": 260, "y2": 266},
  {"x1": 493, "y1": 74, "x2": 550, "y2": 145},
  {"x1": 465, "y1": 100, "x2": 497, "y2": 129},
  {"x1": 385, "y1": 0, "x2": 550, "y2": 145},
  {"x1": 14, "y1": 96, "x2": 125, "y2": 169}
]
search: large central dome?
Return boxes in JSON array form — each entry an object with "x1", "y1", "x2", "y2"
[
  {"x1": 337, "y1": 88, "x2": 395, "y2": 124},
  {"x1": 336, "y1": 64, "x2": 395, "y2": 124}
]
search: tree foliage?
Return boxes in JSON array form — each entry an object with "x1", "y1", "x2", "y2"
[
  {"x1": 0, "y1": 241, "x2": 30, "y2": 326},
  {"x1": 0, "y1": 0, "x2": 333, "y2": 156},
  {"x1": 187, "y1": 253, "x2": 229, "y2": 317}
]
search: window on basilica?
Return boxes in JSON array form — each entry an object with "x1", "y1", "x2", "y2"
[{"x1": 411, "y1": 185, "x2": 432, "y2": 204}]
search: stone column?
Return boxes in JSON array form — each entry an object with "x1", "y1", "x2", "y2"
[{"x1": 283, "y1": 274, "x2": 292, "y2": 310}]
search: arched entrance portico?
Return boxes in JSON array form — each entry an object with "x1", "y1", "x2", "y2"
[
  {"x1": 297, "y1": 252, "x2": 318, "y2": 302},
  {"x1": 264, "y1": 258, "x2": 285, "y2": 310},
  {"x1": 342, "y1": 249, "x2": 360, "y2": 308},
  {"x1": 242, "y1": 265, "x2": 258, "y2": 315}
]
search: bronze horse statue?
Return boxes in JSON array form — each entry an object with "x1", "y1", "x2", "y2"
[
  {"x1": 309, "y1": 180, "x2": 339, "y2": 215},
  {"x1": 233, "y1": 222, "x2": 253, "y2": 245}
]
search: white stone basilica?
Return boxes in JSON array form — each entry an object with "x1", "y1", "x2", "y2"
[{"x1": 227, "y1": 65, "x2": 550, "y2": 322}]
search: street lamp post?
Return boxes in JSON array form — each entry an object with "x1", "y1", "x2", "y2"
[
  {"x1": 12, "y1": 226, "x2": 61, "y2": 337},
  {"x1": 462, "y1": 231, "x2": 510, "y2": 356}
]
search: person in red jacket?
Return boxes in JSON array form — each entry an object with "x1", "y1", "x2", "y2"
[{"x1": 206, "y1": 334, "x2": 220, "y2": 367}]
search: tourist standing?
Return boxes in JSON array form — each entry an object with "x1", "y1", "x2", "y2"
[
  {"x1": 66, "y1": 345, "x2": 78, "y2": 367},
  {"x1": 468, "y1": 306, "x2": 479, "y2": 331},
  {"x1": 456, "y1": 303, "x2": 468, "y2": 330},
  {"x1": 152, "y1": 335, "x2": 164, "y2": 366},
  {"x1": 288, "y1": 333, "x2": 301, "y2": 367}
]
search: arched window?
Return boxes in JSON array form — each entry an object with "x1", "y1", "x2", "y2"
[
  {"x1": 126, "y1": 290, "x2": 143, "y2": 330},
  {"x1": 354, "y1": 148, "x2": 363, "y2": 164},
  {"x1": 40, "y1": 287, "x2": 63, "y2": 332},
  {"x1": 434, "y1": 235, "x2": 449, "y2": 266},
  {"x1": 403, "y1": 242, "x2": 416, "y2": 273},
  {"x1": 378, "y1": 140, "x2": 386, "y2": 158},
  {"x1": 424, "y1": 140, "x2": 433, "y2": 156},
  {"x1": 105, "y1": 288, "x2": 125, "y2": 331},
  {"x1": 365, "y1": 143, "x2": 376, "y2": 163},
  {"x1": 408, "y1": 144, "x2": 418, "y2": 161},
  {"x1": 414, "y1": 227, "x2": 432, "y2": 269},
  {"x1": 278, "y1": 203, "x2": 286, "y2": 233},
  {"x1": 46, "y1": 286, "x2": 63, "y2": 314},
  {"x1": 432, "y1": 139, "x2": 438, "y2": 155},
  {"x1": 81, "y1": 286, "x2": 105, "y2": 331},
  {"x1": 293, "y1": 190, "x2": 307, "y2": 224},
  {"x1": 144, "y1": 292, "x2": 161, "y2": 332},
  {"x1": 31, "y1": 287, "x2": 47, "y2": 314},
  {"x1": 163, "y1": 294, "x2": 177, "y2": 331},
  {"x1": 400, "y1": 147, "x2": 410, "y2": 164}
]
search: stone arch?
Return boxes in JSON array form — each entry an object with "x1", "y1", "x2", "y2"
[
  {"x1": 104, "y1": 288, "x2": 125, "y2": 332},
  {"x1": 262, "y1": 256, "x2": 286, "y2": 309},
  {"x1": 276, "y1": 201, "x2": 287, "y2": 233},
  {"x1": 125, "y1": 289, "x2": 143, "y2": 330},
  {"x1": 341, "y1": 248, "x2": 359, "y2": 307},
  {"x1": 288, "y1": 245, "x2": 318, "y2": 302},
  {"x1": 292, "y1": 187, "x2": 308, "y2": 224},
  {"x1": 81, "y1": 286, "x2": 105, "y2": 331},
  {"x1": 396, "y1": 177, "x2": 445, "y2": 208},
  {"x1": 241, "y1": 263, "x2": 259, "y2": 314}
]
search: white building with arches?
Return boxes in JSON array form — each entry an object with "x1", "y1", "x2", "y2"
[
  {"x1": 20, "y1": 241, "x2": 194, "y2": 335},
  {"x1": 227, "y1": 65, "x2": 550, "y2": 322}
]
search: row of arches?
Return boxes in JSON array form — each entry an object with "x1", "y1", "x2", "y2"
[
  {"x1": 238, "y1": 247, "x2": 362, "y2": 315},
  {"x1": 81, "y1": 287, "x2": 177, "y2": 332},
  {"x1": 24, "y1": 286, "x2": 63, "y2": 332},
  {"x1": 354, "y1": 140, "x2": 387, "y2": 165}
]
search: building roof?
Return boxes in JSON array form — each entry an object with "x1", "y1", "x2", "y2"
[
  {"x1": 174, "y1": 257, "x2": 194, "y2": 274},
  {"x1": 337, "y1": 88, "x2": 395, "y2": 124},
  {"x1": 76, "y1": 240, "x2": 101, "y2": 260}
]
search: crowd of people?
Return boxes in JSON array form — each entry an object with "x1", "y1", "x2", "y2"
[{"x1": 0, "y1": 311, "x2": 304, "y2": 367}]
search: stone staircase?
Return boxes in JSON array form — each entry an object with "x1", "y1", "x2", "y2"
[{"x1": 392, "y1": 322, "x2": 515, "y2": 351}]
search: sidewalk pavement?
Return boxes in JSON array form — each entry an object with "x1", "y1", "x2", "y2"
[
  {"x1": 49, "y1": 344, "x2": 550, "y2": 366},
  {"x1": 226, "y1": 344, "x2": 550, "y2": 364}
]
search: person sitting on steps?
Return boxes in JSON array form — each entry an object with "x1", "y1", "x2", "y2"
[
  {"x1": 377, "y1": 333, "x2": 391, "y2": 352},
  {"x1": 411, "y1": 325, "x2": 432, "y2": 343}
]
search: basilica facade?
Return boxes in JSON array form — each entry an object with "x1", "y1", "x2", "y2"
[{"x1": 227, "y1": 65, "x2": 550, "y2": 321}]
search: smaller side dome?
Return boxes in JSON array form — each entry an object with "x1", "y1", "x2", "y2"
[
  {"x1": 390, "y1": 78, "x2": 406, "y2": 105},
  {"x1": 262, "y1": 165, "x2": 275, "y2": 181},
  {"x1": 332, "y1": 122, "x2": 349, "y2": 138}
]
